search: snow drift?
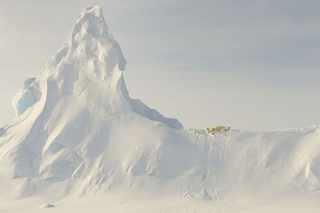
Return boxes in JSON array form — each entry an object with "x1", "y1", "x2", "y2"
[{"x1": 0, "y1": 6, "x2": 319, "y2": 201}]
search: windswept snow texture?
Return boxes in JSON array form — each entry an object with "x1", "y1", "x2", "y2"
[{"x1": 0, "y1": 6, "x2": 319, "y2": 210}]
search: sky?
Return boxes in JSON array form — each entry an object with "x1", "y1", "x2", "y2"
[{"x1": 0, "y1": 0, "x2": 319, "y2": 130}]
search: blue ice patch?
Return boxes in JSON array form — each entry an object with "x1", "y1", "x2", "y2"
[
  {"x1": 14, "y1": 90, "x2": 38, "y2": 115},
  {"x1": 13, "y1": 78, "x2": 41, "y2": 116}
]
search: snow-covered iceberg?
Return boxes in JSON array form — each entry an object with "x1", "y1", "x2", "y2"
[{"x1": 0, "y1": 6, "x2": 319, "y2": 202}]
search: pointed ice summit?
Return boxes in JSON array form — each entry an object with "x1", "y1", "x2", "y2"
[
  {"x1": 1, "y1": 6, "x2": 187, "y2": 197},
  {"x1": 12, "y1": 5, "x2": 182, "y2": 129}
]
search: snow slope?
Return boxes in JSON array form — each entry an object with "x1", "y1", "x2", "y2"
[{"x1": 0, "y1": 6, "x2": 319, "y2": 210}]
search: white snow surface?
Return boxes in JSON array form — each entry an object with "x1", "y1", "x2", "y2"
[{"x1": 0, "y1": 5, "x2": 319, "y2": 212}]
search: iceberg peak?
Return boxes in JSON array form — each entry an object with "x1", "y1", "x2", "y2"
[
  {"x1": 71, "y1": 5, "x2": 110, "y2": 41},
  {"x1": 50, "y1": 5, "x2": 126, "y2": 85},
  {"x1": 83, "y1": 5, "x2": 104, "y2": 18}
]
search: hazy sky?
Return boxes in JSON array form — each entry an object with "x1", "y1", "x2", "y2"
[{"x1": 0, "y1": 0, "x2": 319, "y2": 130}]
